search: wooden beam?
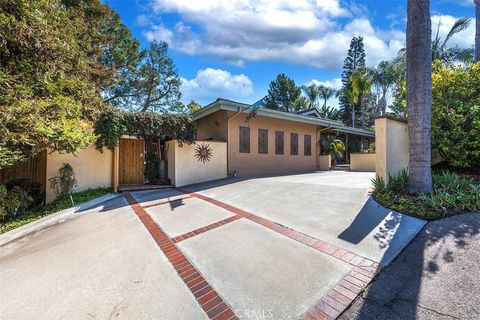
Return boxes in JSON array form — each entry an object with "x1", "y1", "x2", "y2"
[{"x1": 113, "y1": 144, "x2": 119, "y2": 192}]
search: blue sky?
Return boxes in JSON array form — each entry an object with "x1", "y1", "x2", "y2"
[{"x1": 104, "y1": 0, "x2": 476, "y2": 106}]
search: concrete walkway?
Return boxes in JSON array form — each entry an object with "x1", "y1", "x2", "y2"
[
  {"x1": 0, "y1": 172, "x2": 427, "y2": 320},
  {"x1": 339, "y1": 211, "x2": 480, "y2": 320}
]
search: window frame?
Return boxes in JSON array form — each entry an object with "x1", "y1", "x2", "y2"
[
  {"x1": 290, "y1": 133, "x2": 298, "y2": 155},
  {"x1": 239, "y1": 126, "x2": 250, "y2": 153},
  {"x1": 258, "y1": 128, "x2": 268, "y2": 154},
  {"x1": 304, "y1": 134, "x2": 312, "y2": 156},
  {"x1": 275, "y1": 131, "x2": 284, "y2": 155}
]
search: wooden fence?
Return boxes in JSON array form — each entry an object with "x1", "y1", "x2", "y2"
[{"x1": 0, "y1": 151, "x2": 47, "y2": 196}]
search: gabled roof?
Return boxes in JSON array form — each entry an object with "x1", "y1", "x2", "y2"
[
  {"x1": 192, "y1": 98, "x2": 375, "y2": 138},
  {"x1": 297, "y1": 108, "x2": 322, "y2": 118}
]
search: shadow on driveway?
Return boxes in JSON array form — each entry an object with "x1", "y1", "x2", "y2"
[{"x1": 339, "y1": 211, "x2": 480, "y2": 320}]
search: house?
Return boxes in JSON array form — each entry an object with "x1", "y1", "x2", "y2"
[{"x1": 193, "y1": 98, "x2": 375, "y2": 176}]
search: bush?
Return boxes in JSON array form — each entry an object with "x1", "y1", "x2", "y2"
[
  {"x1": 0, "y1": 184, "x2": 31, "y2": 221},
  {"x1": 431, "y1": 62, "x2": 480, "y2": 171},
  {"x1": 371, "y1": 170, "x2": 480, "y2": 219},
  {"x1": 5, "y1": 178, "x2": 43, "y2": 207},
  {"x1": 48, "y1": 163, "x2": 78, "y2": 199},
  {"x1": 145, "y1": 152, "x2": 159, "y2": 183}
]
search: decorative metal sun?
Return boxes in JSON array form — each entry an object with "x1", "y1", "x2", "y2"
[{"x1": 194, "y1": 143, "x2": 213, "y2": 163}]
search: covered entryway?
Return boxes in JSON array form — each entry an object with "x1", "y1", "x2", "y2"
[{"x1": 119, "y1": 138, "x2": 145, "y2": 185}]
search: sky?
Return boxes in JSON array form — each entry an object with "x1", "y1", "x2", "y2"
[{"x1": 104, "y1": 0, "x2": 477, "y2": 107}]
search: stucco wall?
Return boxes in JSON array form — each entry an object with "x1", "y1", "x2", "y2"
[
  {"x1": 318, "y1": 155, "x2": 331, "y2": 171},
  {"x1": 350, "y1": 153, "x2": 376, "y2": 172},
  {"x1": 46, "y1": 145, "x2": 113, "y2": 203},
  {"x1": 375, "y1": 117, "x2": 409, "y2": 181},
  {"x1": 195, "y1": 110, "x2": 228, "y2": 141},
  {"x1": 166, "y1": 140, "x2": 227, "y2": 187},
  {"x1": 227, "y1": 113, "x2": 318, "y2": 176}
]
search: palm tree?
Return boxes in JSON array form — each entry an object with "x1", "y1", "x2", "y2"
[
  {"x1": 350, "y1": 69, "x2": 371, "y2": 130},
  {"x1": 432, "y1": 17, "x2": 473, "y2": 63},
  {"x1": 319, "y1": 105, "x2": 340, "y2": 120},
  {"x1": 301, "y1": 85, "x2": 320, "y2": 109},
  {"x1": 368, "y1": 61, "x2": 397, "y2": 116},
  {"x1": 318, "y1": 85, "x2": 336, "y2": 108},
  {"x1": 406, "y1": 0, "x2": 432, "y2": 193},
  {"x1": 475, "y1": 0, "x2": 480, "y2": 62}
]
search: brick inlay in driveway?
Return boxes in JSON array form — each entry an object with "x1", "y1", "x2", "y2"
[
  {"x1": 175, "y1": 188, "x2": 381, "y2": 319},
  {"x1": 124, "y1": 192, "x2": 238, "y2": 320}
]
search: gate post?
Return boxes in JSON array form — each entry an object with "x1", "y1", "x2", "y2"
[{"x1": 375, "y1": 116, "x2": 409, "y2": 182}]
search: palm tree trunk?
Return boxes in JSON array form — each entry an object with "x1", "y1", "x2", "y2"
[
  {"x1": 406, "y1": 0, "x2": 432, "y2": 193},
  {"x1": 360, "y1": 95, "x2": 366, "y2": 130},
  {"x1": 351, "y1": 103, "x2": 355, "y2": 127},
  {"x1": 475, "y1": 0, "x2": 480, "y2": 62}
]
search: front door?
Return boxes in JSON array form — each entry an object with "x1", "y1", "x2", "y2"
[{"x1": 119, "y1": 138, "x2": 145, "y2": 185}]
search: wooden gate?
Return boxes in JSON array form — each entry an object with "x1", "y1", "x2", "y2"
[{"x1": 119, "y1": 138, "x2": 145, "y2": 185}]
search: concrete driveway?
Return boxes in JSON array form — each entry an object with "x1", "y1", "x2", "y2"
[{"x1": 0, "y1": 171, "x2": 426, "y2": 320}]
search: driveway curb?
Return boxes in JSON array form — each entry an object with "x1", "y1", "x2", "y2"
[{"x1": 0, "y1": 193, "x2": 121, "y2": 246}]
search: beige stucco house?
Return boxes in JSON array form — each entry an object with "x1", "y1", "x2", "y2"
[{"x1": 193, "y1": 98, "x2": 375, "y2": 176}]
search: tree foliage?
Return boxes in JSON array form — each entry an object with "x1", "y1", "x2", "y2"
[
  {"x1": 431, "y1": 62, "x2": 480, "y2": 171},
  {"x1": 94, "y1": 109, "x2": 196, "y2": 151},
  {"x1": 0, "y1": 0, "x2": 145, "y2": 168},
  {"x1": 264, "y1": 74, "x2": 302, "y2": 112},
  {"x1": 107, "y1": 41, "x2": 182, "y2": 112},
  {"x1": 339, "y1": 37, "x2": 366, "y2": 127}
]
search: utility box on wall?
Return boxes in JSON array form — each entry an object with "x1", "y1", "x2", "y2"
[{"x1": 166, "y1": 140, "x2": 227, "y2": 187}]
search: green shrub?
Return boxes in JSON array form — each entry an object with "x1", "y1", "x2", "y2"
[
  {"x1": 431, "y1": 62, "x2": 480, "y2": 171},
  {"x1": 48, "y1": 163, "x2": 78, "y2": 199},
  {"x1": 0, "y1": 184, "x2": 30, "y2": 221},
  {"x1": 5, "y1": 178, "x2": 43, "y2": 207},
  {"x1": 145, "y1": 152, "x2": 159, "y2": 183},
  {"x1": 372, "y1": 170, "x2": 480, "y2": 219}
]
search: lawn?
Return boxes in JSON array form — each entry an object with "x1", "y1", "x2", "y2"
[{"x1": 0, "y1": 187, "x2": 115, "y2": 234}]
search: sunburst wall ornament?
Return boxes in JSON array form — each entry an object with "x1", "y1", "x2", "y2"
[{"x1": 194, "y1": 143, "x2": 213, "y2": 163}]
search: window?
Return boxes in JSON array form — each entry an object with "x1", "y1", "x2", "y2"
[
  {"x1": 290, "y1": 133, "x2": 298, "y2": 155},
  {"x1": 304, "y1": 134, "x2": 312, "y2": 156},
  {"x1": 275, "y1": 131, "x2": 284, "y2": 154},
  {"x1": 239, "y1": 126, "x2": 250, "y2": 153},
  {"x1": 258, "y1": 129, "x2": 268, "y2": 154}
]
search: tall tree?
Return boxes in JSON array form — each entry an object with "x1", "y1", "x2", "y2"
[
  {"x1": 264, "y1": 74, "x2": 302, "y2": 112},
  {"x1": 301, "y1": 85, "x2": 320, "y2": 109},
  {"x1": 339, "y1": 37, "x2": 366, "y2": 127},
  {"x1": 350, "y1": 69, "x2": 372, "y2": 130},
  {"x1": 116, "y1": 41, "x2": 181, "y2": 112},
  {"x1": 406, "y1": 0, "x2": 433, "y2": 193},
  {"x1": 476, "y1": 0, "x2": 480, "y2": 62},
  {"x1": 318, "y1": 85, "x2": 336, "y2": 108},
  {"x1": 368, "y1": 61, "x2": 397, "y2": 116},
  {"x1": 432, "y1": 17, "x2": 473, "y2": 64}
]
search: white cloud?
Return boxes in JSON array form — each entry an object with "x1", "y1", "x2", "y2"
[
  {"x1": 181, "y1": 68, "x2": 254, "y2": 104},
  {"x1": 307, "y1": 78, "x2": 342, "y2": 90},
  {"x1": 431, "y1": 15, "x2": 475, "y2": 50},
  {"x1": 144, "y1": 0, "x2": 405, "y2": 69}
]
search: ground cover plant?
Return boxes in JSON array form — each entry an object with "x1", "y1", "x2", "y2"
[
  {"x1": 0, "y1": 187, "x2": 114, "y2": 234},
  {"x1": 371, "y1": 170, "x2": 480, "y2": 220}
]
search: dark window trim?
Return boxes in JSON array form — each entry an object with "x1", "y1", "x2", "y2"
[
  {"x1": 304, "y1": 134, "x2": 312, "y2": 156},
  {"x1": 290, "y1": 133, "x2": 298, "y2": 155},
  {"x1": 258, "y1": 128, "x2": 268, "y2": 154},
  {"x1": 275, "y1": 131, "x2": 284, "y2": 155},
  {"x1": 239, "y1": 126, "x2": 250, "y2": 153}
]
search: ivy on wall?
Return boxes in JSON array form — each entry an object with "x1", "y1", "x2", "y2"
[{"x1": 94, "y1": 108, "x2": 196, "y2": 151}]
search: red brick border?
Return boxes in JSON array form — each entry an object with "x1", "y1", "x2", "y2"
[
  {"x1": 124, "y1": 192, "x2": 238, "y2": 320},
  {"x1": 172, "y1": 215, "x2": 242, "y2": 243},
  {"x1": 142, "y1": 195, "x2": 191, "y2": 209},
  {"x1": 174, "y1": 188, "x2": 381, "y2": 320}
]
